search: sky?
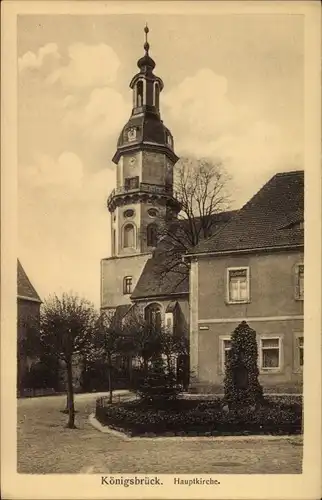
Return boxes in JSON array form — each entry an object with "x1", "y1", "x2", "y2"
[{"x1": 18, "y1": 13, "x2": 304, "y2": 307}]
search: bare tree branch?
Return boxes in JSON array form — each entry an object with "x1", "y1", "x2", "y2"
[{"x1": 156, "y1": 156, "x2": 232, "y2": 288}]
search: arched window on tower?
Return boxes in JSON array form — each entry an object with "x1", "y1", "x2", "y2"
[
  {"x1": 147, "y1": 223, "x2": 158, "y2": 247},
  {"x1": 123, "y1": 223, "x2": 135, "y2": 249},
  {"x1": 154, "y1": 82, "x2": 160, "y2": 109},
  {"x1": 145, "y1": 303, "x2": 162, "y2": 332},
  {"x1": 136, "y1": 80, "x2": 144, "y2": 107}
]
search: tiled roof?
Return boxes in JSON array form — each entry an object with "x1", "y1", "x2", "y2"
[
  {"x1": 131, "y1": 211, "x2": 236, "y2": 299},
  {"x1": 17, "y1": 260, "x2": 41, "y2": 302},
  {"x1": 190, "y1": 170, "x2": 304, "y2": 255},
  {"x1": 131, "y1": 255, "x2": 189, "y2": 299}
]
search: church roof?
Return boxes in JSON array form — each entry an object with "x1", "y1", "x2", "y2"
[
  {"x1": 131, "y1": 211, "x2": 236, "y2": 300},
  {"x1": 131, "y1": 255, "x2": 189, "y2": 299},
  {"x1": 17, "y1": 260, "x2": 41, "y2": 302},
  {"x1": 113, "y1": 112, "x2": 177, "y2": 164},
  {"x1": 190, "y1": 170, "x2": 304, "y2": 256}
]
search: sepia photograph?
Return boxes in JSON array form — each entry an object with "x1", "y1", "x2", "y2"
[{"x1": 1, "y1": 1, "x2": 321, "y2": 499}]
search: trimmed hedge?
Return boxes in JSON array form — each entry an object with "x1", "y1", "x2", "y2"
[{"x1": 95, "y1": 397, "x2": 302, "y2": 437}]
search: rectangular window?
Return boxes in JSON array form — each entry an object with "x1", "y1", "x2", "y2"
[
  {"x1": 220, "y1": 337, "x2": 231, "y2": 373},
  {"x1": 223, "y1": 339, "x2": 231, "y2": 372},
  {"x1": 227, "y1": 267, "x2": 250, "y2": 303},
  {"x1": 295, "y1": 264, "x2": 304, "y2": 300},
  {"x1": 123, "y1": 276, "x2": 132, "y2": 295},
  {"x1": 260, "y1": 337, "x2": 281, "y2": 371},
  {"x1": 131, "y1": 356, "x2": 141, "y2": 368},
  {"x1": 298, "y1": 336, "x2": 304, "y2": 368},
  {"x1": 124, "y1": 176, "x2": 139, "y2": 190},
  {"x1": 165, "y1": 313, "x2": 173, "y2": 332}
]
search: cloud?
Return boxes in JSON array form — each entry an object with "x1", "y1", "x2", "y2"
[
  {"x1": 18, "y1": 43, "x2": 61, "y2": 72},
  {"x1": 19, "y1": 153, "x2": 116, "y2": 305},
  {"x1": 46, "y1": 43, "x2": 120, "y2": 88},
  {"x1": 164, "y1": 68, "x2": 303, "y2": 206},
  {"x1": 163, "y1": 68, "x2": 249, "y2": 139},
  {"x1": 62, "y1": 86, "x2": 129, "y2": 141},
  {"x1": 20, "y1": 151, "x2": 84, "y2": 193}
]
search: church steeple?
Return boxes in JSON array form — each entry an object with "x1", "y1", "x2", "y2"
[
  {"x1": 108, "y1": 26, "x2": 180, "y2": 257},
  {"x1": 112, "y1": 25, "x2": 176, "y2": 164}
]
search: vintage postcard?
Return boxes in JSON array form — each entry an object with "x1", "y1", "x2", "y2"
[{"x1": 1, "y1": 1, "x2": 321, "y2": 499}]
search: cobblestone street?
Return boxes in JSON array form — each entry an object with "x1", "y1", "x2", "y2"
[{"x1": 17, "y1": 393, "x2": 303, "y2": 474}]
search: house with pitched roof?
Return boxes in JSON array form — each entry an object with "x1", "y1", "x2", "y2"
[
  {"x1": 186, "y1": 171, "x2": 304, "y2": 393},
  {"x1": 17, "y1": 260, "x2": 42, "y2": 393}
]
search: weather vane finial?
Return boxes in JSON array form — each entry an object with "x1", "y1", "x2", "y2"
[{"x1": 144, "y1": 23, "x2": 150, "y2": 53}]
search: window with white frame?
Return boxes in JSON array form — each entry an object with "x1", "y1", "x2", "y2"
[
  {"x1": 131, "y1": 356, "x2": 141, "y2": 368},
  {"x1": 227, "y1": 267, "x2": 250, "y2": 303},
  {"x1": 123, "y1": 276, "x2": 132, "y2": 295},
  {"x1": 295, "y1": 264, "x2": 304, "y2": 300},
  {"x1": 165, "y1": 312, "x2": 173, "y2": 333},
  {"x1": 260, "y1": 337, "x2": 281, "y2": 370},
  {"x1": 297, "y1": 336, "x2": 304, "y2": 368},
  {"x1": 221, "y1": 338, "x2": 232, "y2": 372}
]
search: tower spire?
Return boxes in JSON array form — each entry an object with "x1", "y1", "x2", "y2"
[
  {"x1": 136, "y1": 23, "x2": 155, "y2": 73},
  {"x1": 144, "y1": 23, "x2": 150, "y2": 54}
]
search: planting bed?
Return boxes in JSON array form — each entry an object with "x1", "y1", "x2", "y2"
[{"x1": 95, "y1": 396, "x2": 302, "y2": 437}]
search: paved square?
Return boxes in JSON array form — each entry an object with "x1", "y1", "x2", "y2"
[{"x1": 17, "y1": 393, "x2": 303, "y2": 474}]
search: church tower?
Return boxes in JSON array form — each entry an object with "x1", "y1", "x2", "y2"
[{"x1": 101, "y1": 26, "x2": 180, "y2": 311}]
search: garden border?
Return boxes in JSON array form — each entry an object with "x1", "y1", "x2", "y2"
[{"x1": 89, "y1": 413, "x2": 303, "y2": 443}]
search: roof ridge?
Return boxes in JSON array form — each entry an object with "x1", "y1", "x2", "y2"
[
  {"x1": 274, "y1": 170, "x2": 304, "y2": 177},
  {"x1": 189, "y1": 170, "x2": 304, "y2": 255}
]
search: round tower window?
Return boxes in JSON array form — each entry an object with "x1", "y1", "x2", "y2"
[
  {"x1": 148, "y1": 208, "x2": 158, "y2": 218},
  {"x1": 124, "y1": 209, "x2": 135, "y2": 218}
]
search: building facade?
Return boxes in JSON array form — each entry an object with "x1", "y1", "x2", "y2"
[{"x1": 17, "y1": 260, "x2": 42, "y2": 394}]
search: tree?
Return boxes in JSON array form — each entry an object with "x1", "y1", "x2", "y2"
[
  {"x1": 84, "y1": 313, "x2": 126, "y2": 403},
  {"x1": 123, "y1": 309, "x2": 189, "y2": 403},
  {"x1": 40, "y1": 293, "x2": 96, "y2": 428},
  {"x1": 157, "y1": 156, "x2": 231, "y2": 286},
  {"x1": 159, "y1": 328, "x2": 188, "y2": 379},
  {"x1": 224, "y1": 321, "x2": 264, "y2": 411},
  {"x1": 18, "y1": 316, "x2": 61, "y2": 392},
  {"x1": 122, "y1": 306, "x2": 162, "y2": 374},
  {"x1": 17, "y1": 315, "x2": 40, "y2": 392}
]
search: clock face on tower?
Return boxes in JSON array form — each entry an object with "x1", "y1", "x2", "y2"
[
  {"x1": 129, "y1": 156, "x2": 136, "y2": 165},
  {"x1": 127, "y1": 127, "x2": 137, "y2": 142}
]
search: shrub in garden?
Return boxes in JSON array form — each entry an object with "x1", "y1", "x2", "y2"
[
  {"x1": 132, "y1": 356, "x2": 181, "y2": 405},
  {"x1": 224, "y1": 321, "x2": 264, "y2": 410}
]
